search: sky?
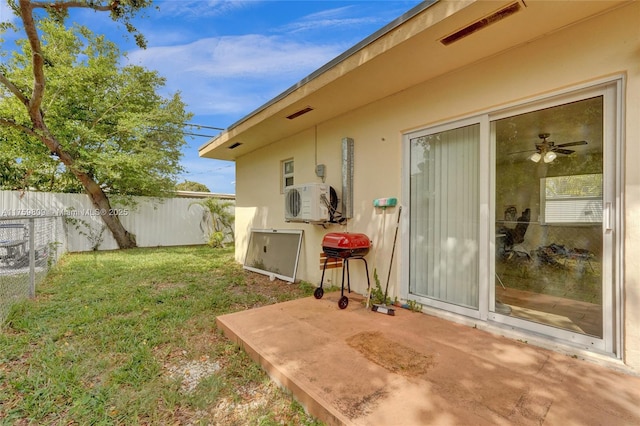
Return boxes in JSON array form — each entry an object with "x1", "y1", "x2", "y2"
[{"x1": 0, "y1": 0, "x2": 422, "y2": 194}]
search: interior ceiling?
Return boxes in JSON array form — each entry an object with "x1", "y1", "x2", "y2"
[
  {"x1": 199, "y1": 0, "x2": 624, "y2": 161},
  {"x1": 496, "y1": 96, "x2": 604, "y2": 162}
]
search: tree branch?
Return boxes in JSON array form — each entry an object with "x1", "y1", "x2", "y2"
[
  {"x1": 92, "y1": 93, "x2": 128, "y2": 128},
  {"x1": 18, "y1": 0, "x2": 46, "y2": 119},
  {"x1": 29, "y1": 0, "x2": 118, "y2": 13},
  {"x1": 0, "y1": 72, "x2": 30, "y2": 108},
  {"x1": 0, "y1": 117, "x2": 38, "y2": 137}
]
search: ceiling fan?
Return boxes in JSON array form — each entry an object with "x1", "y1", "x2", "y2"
[{"x1": 516, "y1": 133, "x2": 588, "y2": 163}]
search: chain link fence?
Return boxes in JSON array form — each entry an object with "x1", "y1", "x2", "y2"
[{"x1": 0, "y1": 215, "x2": 63, "y2": 326}]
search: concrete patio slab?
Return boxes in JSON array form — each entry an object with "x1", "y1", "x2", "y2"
[{"x1": 216, "y1": 291, "x2": 640, "y2": 425}]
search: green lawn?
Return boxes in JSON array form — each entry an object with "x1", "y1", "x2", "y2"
[{"x1": 0, "y1": 246, "x2": 322, "y2": 425}]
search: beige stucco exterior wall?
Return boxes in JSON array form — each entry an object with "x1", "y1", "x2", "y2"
[{"x1": 234, "y1": 3, "x2": 639, "y2": 370}]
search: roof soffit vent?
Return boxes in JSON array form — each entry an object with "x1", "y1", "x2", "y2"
[
  {"x1": 440, "y1": 2, "x2": 523, "y2": 46},
  {"x1": 286, "y1": 106, "x2": 314, "y2": 120}
]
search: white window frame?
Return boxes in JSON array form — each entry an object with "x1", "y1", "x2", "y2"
[
  {"x1": 540, "y1": 174, "x2": 603, "y2": 225},
  {"x1": 282, "y1": 158, "x2": 294, "y2": 193}
]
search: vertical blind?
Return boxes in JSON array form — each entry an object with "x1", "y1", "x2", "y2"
[{"x1": 409, "y1": 124, "x2": 480, "y2": 309}]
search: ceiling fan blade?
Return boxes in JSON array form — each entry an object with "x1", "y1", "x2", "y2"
[
  {"x1": 554, "y1": 149, "x2": 575, "y2": 155},
  {"x1": 557, "y1": 140, "x2": 587, "y2": 148}
]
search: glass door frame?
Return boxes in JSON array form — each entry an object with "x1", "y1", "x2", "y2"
[
  {"x1": 402, "y1": 115, "x2": 490, "y2": 320},
  {"x1": 401, "y1": 76, "x2": 623, "y2": 357},
  {"x1": 487, "y1": 80, "x2": 622, "y2": 355}
]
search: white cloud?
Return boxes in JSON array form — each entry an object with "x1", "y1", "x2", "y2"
[
  {"x1": 280, "y1": 6, "x2": 381, "y2": 34},
  {"x1": 0, "y1": 0, "x2": 16, "y2": 24},
  {"x1": 130, "y1": 34, "x2": 341, "y2": 78},
  {"x1": 154, "y1": 0, "x2": 256, "y2": 18},
  {"x1": 126, "y1": 34, "x2": 346, "y2": 116}
]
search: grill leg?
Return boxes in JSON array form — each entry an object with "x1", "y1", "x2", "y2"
[
  {"x1": 341, "y1": 259, "x2": 347, "y2": 297},
  {"x1": 319, "y1": 256, "x2": 330, "y2": 289},
  {"x1": 314, "y1": 256, "x2": 331, "y2": 300},
  {"x1": 340, "y1": 257, "x2": 369, "y2": 297},
  {"x1": 346, "y1": 259, "x2": 351, "y2": 294},
  {"x1": 361, "y1": 258, "x2": 371, "y2": 291},
  {"x1": 338, "y1": 259, "x2": 350, "y2": 310}
]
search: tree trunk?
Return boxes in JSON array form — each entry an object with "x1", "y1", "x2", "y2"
[
  {"x1": 38, "y1": 128, "x2": 138, "y2": 249},
  {"x1": 75, "y1": 166, "x2": 137, "y2": 249}
]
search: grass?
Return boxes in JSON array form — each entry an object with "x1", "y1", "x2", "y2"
[{"x1": 0, "y1": 245, "x2": 323, "y2": 425}]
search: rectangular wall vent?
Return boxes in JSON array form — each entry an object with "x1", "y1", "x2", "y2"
[
  {"x1": 286, "y1": 106, "x2": 314, "y2": 120},
  {"x1": 440, "y1": 2, "x2": 522, "y2": 46}
]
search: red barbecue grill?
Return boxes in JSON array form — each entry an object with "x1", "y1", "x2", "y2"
[{"x1": 315, "y1": 232, "x2": 371, "y2": 309}]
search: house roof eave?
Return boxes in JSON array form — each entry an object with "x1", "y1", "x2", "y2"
[
  {"x1": 198, "y1": 0, "x2": 628, "y2": 162},
  {"x1": 198, "y1": 0, "x2": 445, "y2": 160}
]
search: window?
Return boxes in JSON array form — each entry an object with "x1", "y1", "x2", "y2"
[
  {"x1": 540, "y1": 174, "x2": 603, "y2": 224},
  {"x1": 282, "y1": 159, "x2": 294, "y2": 192}
]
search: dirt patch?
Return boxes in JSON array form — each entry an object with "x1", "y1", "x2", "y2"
[
  {"x1": 337, "y1": 388, "x2": 388, "y2": 420},
  {"x1": 243, "y1": 271, "x2": 310, "y2": 298},
  {"x1": 346, "y1": 331, "x2": 434, "y2": 377},
  {"x1": 165, "y1": 356, "x2": 221, "y2": 392}
]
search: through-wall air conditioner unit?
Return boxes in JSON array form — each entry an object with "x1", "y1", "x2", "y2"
[{"x1": 285, "y1": 183, "x2": 331, "y2": 223}]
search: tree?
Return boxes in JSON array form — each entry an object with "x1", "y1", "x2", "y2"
[
  {"x1": 189, "y1": 198, "x2": 234, "y2": 248},
  {"x1": 176, "y1": 180, "x2": 211, "y2": 193},
  {"x1": 0, "y1": 0, "x2": 191, "y2": 248}
]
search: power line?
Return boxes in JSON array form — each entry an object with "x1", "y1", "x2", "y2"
[
  {"x1": 182, "y1": 131, "x2": 220, "y2": 138},
  {"x1": 51, "y1": 106, "x2": 227, "y2": 137},
  {"x1": 184, "y1": 123, "x2": 225, "y2": 131},
  {"x1": 55, "y1": 113, "x2": 225, "y2": 138}
]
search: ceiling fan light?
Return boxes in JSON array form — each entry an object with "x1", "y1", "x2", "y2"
[
  {"x1": 544, "y1": 151, "x2": 557, "y2": 163},
  {"x1": 529, "y1": 152, "x2": 542, "y2": 162}
]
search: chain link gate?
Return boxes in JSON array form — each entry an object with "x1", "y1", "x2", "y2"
[{"x1": 0, "y1": 215, "x2": 62, "y2": 326}]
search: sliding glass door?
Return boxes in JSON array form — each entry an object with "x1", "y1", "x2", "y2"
[
  {"x1": 491, "y1": 85, "x2": 617, "y2": 350},
  {"x1": 405, "y1": 80, "x2": 620, "y2": 354},
  {"x1": 408, "y1": 122, "x2": 480, "y2": 314}
]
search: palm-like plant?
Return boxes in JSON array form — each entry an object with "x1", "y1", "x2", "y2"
[{"x1": 190, "y1": 198, "x2": 234, "y2": 248}]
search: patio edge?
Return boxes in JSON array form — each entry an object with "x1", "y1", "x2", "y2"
[{"x1": 216, "y1": 311, "x2": 351, "y2": 426}]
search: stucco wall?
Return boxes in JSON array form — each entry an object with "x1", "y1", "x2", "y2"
[{"x1": 234, "y1": 3, "x2": 639, "y2": 369}]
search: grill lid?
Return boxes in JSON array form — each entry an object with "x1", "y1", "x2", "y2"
[{"x1": 322, "y1": 233, "x2": 370, "y2": 258}]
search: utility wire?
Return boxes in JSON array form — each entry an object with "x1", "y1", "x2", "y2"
[
  {"x1": 184, "y1": 123, "x2": 225, "y2": 131},
  {"x1": 52, "y1": 106, "x2": 227, "y2": 137},
  {"x1": 55, "y1": 113, "x2": 226, "y2": 138}
]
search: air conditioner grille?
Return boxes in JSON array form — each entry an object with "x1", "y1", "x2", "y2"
[{"x1": 286, "y1": 188, "x2": 301, "y2": 217}]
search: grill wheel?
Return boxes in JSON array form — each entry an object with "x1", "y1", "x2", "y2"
[{"x1": 338, "y1": 296, "x2": 349, "y2": 309}]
